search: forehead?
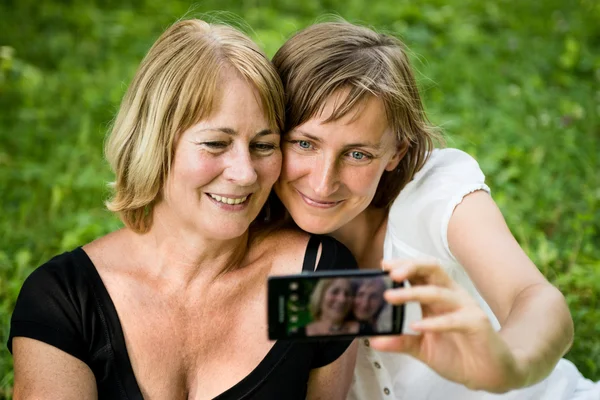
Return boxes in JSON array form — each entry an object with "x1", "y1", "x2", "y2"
[
  {"x1": 293, "y1": 92, "x2": 394, "y2": 145},
  {"x1": 184, "y1": 72, "x2": 269, "y2": 134},
  {"x1": 357, "y1": 279, "x2": 386, "y2": 292},
  {"x1": 328, "y1": 279, "x2": 351, "y2": 290}
]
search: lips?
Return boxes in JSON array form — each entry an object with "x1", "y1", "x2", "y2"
[
  {"x1": 206, "y1": 193, "x2": 252, "y2": 209},
  {"x1": 208, "y1": 193, "x2": 249, "y2": 205},
  {"x1": 297, "y1": 190, "x2": 343, "y2": 209}
]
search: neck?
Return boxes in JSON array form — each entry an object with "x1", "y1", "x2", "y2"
[
  {"x1": 328, "y1": 322, "x2": 343, "y2": 332},
  {"x1": 329, "y1": 206, "x2": 388, "y2": 268},
  {"x1": 322, "y1": 315, "x2": 345, "y2": 329},
  {"x1": 131, "y1": 206, "x2": 251, "y2": 287}
]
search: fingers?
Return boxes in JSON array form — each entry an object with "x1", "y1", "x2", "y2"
[
  {"x1": 382, "y1": 259, "x2": 455, "y2": 288},
  {"x1": 368, "y1": 334, "x2": 422, "y2": 357},
  {"x1": 410, "y1": 309, "x2": 490, "y2": 334},
  {"x1": 384, "y1": 285, "x2": 462, "y2": 309}
]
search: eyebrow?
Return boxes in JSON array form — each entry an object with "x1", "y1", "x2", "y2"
[
  {"x1": 290, "y1": 129, "x2": 384, "y2": 151},
  {"x1": 198, "y1": 127, "x2": 275, "y2": 137}
]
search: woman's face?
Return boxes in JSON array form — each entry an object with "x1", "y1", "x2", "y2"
[
  {"x1": 275, "y1": 92, "x2": 402, "y2": 235},
  {"x1": 161, "y1": 69, "x2": 281, "y2": 240},
  {"x1": 353, "y1": 279, "x2": 386, "y2": 322},
  {"x1": 321, "y1": 279, "x2": 354, "y2": 323}
]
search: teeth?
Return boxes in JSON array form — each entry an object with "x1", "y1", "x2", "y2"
[{"x1": 209, "y1": 194, "x2": 248, "y2": 205}]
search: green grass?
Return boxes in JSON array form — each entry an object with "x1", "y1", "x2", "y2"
[{"x1": 1, "y1": 0, "x2": 599, "y2": 397}]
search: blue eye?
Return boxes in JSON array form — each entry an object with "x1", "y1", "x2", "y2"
[
  {"x1": 351, "y1": 151, "x2": 365, "y2": 160},
  {"x1": 298, "y1": 140, "x2": 311, "y2": 149}
]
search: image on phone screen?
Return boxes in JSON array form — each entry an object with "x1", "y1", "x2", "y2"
[{"x1": 268, "y1": 271, "x2": 403, "y2": 339}]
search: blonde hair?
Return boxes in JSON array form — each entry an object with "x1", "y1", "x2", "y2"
[
  {"x1": 105, "y1": 19, "x2": 284, "y2": 233},
  {"x1": 273, "y1": 21, "x2": 442, "y2": 208},
  {"x1": 309, "y1": 278, "x2": 354, "y2": 320}
]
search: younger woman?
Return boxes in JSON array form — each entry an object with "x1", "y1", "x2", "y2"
[{"x1": 273, "y1": 20, "x2": 600, "y2": 399}]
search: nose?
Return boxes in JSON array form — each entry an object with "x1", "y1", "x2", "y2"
[
  {"x1": 336, "y1": 292, "x2": 349, "y2": 303},
  {"x1": 310, "y1": 155, "x2": 339, "y2": 198},
  {"x1": 224, "y1": 146, "x2": 258, "y2": 186}
]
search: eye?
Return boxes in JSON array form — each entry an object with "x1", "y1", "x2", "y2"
[
  {"x1": 299, "y1": 140, "x2": 311, "y2": 149},
  {"x1": 350, "y1": 151, "x2": 366, "y2": 160},
  {"x1": 252, "y1": 142, "x2": 278, "y2": 153},
  {"x1": 346, "y1": 150, "x2": 373, "y2": 162},
  {"x1": 289, "y1": 139, "x2": 313, "y2": 150},
  {"x1": 200, "y1": 141, "x2": 228, "y2": 149}
]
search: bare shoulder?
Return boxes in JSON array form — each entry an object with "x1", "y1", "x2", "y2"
[
  {"x1": 82, "y1": 229, "x2": 135, "y2": 274},
  {"x1": 258, "y1": 228, "x2": 311, "y2": 275},
  {"x1": 83, "y1": 228, "x2": 128, "y2": 256}
]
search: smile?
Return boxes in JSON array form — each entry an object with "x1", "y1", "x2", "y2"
[
  {"x1": 297, "y1": 190, "x2": 342, "y2": 209},
  {"x1": 208, "y1": 194, "x2": 249, "y2": 205}
]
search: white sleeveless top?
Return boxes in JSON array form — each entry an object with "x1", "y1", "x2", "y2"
[{"x1": 347, "y1": 148, "x2": 599, "y2": 400}]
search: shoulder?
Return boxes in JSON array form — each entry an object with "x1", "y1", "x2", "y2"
[
  {"x1": 391, "y1": 148, "x2": 490, "y2": 214},
  {"x1": 261, "y1": 228, "x2": 311, "y2": 275},
  {"x1": 315, "y1": 235, "x2": 357, "y2": 272},
  {"x1": 266, "y1": 228, "x2": 311, "y2": 247},
  {"x1": 262, "y1": 230, "x2": 357, "y2": 274},
  {"x1": 408, "y1": 148, "x2": 486, "y2": 192},
  {"x1": 259, "y1": 227, "x2": 311, "y2": 256},
  {"x1": 17, "y1": 248, "x2": 91, "y2": 301},
  {"x1": 386, "y1": 148, "x2": 490, "y2": 260},
  {"x1": 8, "y1": 248, "x2": 96, "y2": 359}
]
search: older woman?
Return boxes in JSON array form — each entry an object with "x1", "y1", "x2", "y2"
[
  {"x1": 7, "y1": 19, "x2": 357, "y2": 399},
  {"x1": 303, "y1": 278, "x2": 360, "y2": 336}
]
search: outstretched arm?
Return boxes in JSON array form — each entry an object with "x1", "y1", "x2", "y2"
[
  {"x1": 448, "y1": 190, "x2": 573, "y2": 387},
  {"x1": 370, "y1": 190, "x2": 573, "y2": 393}
]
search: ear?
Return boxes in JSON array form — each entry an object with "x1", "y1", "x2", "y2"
[{"x1": 384, "y1": 138, "x2": 409, "y2": 172}]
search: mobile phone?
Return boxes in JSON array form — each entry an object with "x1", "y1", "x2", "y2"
[{"x1": 268, "y1": 270, "x2": 411, "y2": 340}]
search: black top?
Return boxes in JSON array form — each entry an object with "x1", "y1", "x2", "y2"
[{"x1": 8, "y1": 235, "x2": 357, "y2": 399}]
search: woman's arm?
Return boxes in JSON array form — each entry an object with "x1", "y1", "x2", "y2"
[
  {"x1": 447, "y1": 190, "x2": 573, "y2": 387},
  {"x1": 12, "y1": 337, "x2": 97, "y2": 400},
  {"x1": 369, "y1": 193, "x2": 573, "y2": 393},
  {"x1": 306, "y1": 341, "x2": 358, "y2": 400}
]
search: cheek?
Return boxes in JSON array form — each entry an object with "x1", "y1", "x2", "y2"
[
  {"x1": 172, "y1": 151, "x2": 221, "y2": 186},
  {"x1": 257, "y1": 152, "x2": 282, "y2": 186},
  {"x1": 324, "y1": 291, "x2": 336, "y2": 303},
  {"x1": 280, "y1": 152, "x2": 306, "y2": 181},
  {"x1": 343, "y1": 166, "x2": 385, "y2": 197}
]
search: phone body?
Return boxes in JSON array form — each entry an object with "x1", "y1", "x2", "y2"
[{"x1": 268, "y1": 270, "x2": 406, "y2": 340}]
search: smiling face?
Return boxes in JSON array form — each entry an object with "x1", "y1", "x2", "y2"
[
  {"x1": 275, "y1": 92, "x2": 402, "y2": 235},
  {"x1": 158, "y1": 68, "x2": 281, "y2": 240},
  {"x1": 353, "y1": 278, "x2": 386, "y2": 322},
  {"x1": 321, "y1": 279, "x2": 354, "y2": 323}
]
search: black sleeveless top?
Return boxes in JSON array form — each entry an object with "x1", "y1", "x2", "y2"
[{"x1": 8, "y1": 235, "x2": 357, "y2": 399}]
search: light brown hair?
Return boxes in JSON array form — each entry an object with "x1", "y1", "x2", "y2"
[
  {"x1": 105, "y1": 19, "x2": 284, "y2": 233},
  {"x1": 273, "y1": 21, "x2": 442, "y2": 208}
]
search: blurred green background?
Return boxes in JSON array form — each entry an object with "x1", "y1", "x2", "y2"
[{"x1": 1, "y1": 0, "x2": 599, "y2": 397}]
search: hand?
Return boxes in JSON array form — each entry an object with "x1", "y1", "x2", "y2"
[{"x1": 369, "y1": 260, "x2": 527, "y2": 393}]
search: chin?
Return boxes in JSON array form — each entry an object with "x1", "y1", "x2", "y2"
[
  {"x1": 294, "y1": 217, "x2": 334, "y2": 235},
  {"x1": 203, "y1": 223, "x2": 251, "y2": 241},
  {"x1": 293, "y1": 211, "x2": 346, "y2": 235}
]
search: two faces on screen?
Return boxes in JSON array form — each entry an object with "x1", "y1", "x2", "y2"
[{"x1": 305, "y1": 277, "x2": 389, "y2": 336}]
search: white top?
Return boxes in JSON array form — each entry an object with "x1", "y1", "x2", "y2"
[{"x1": 347, "y1": 148, "x2": 599, "y2": 400}]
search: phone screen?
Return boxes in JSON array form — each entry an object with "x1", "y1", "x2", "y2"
[{"x1": 268, "y1": 271, "x2": 404, "y2": 340}]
